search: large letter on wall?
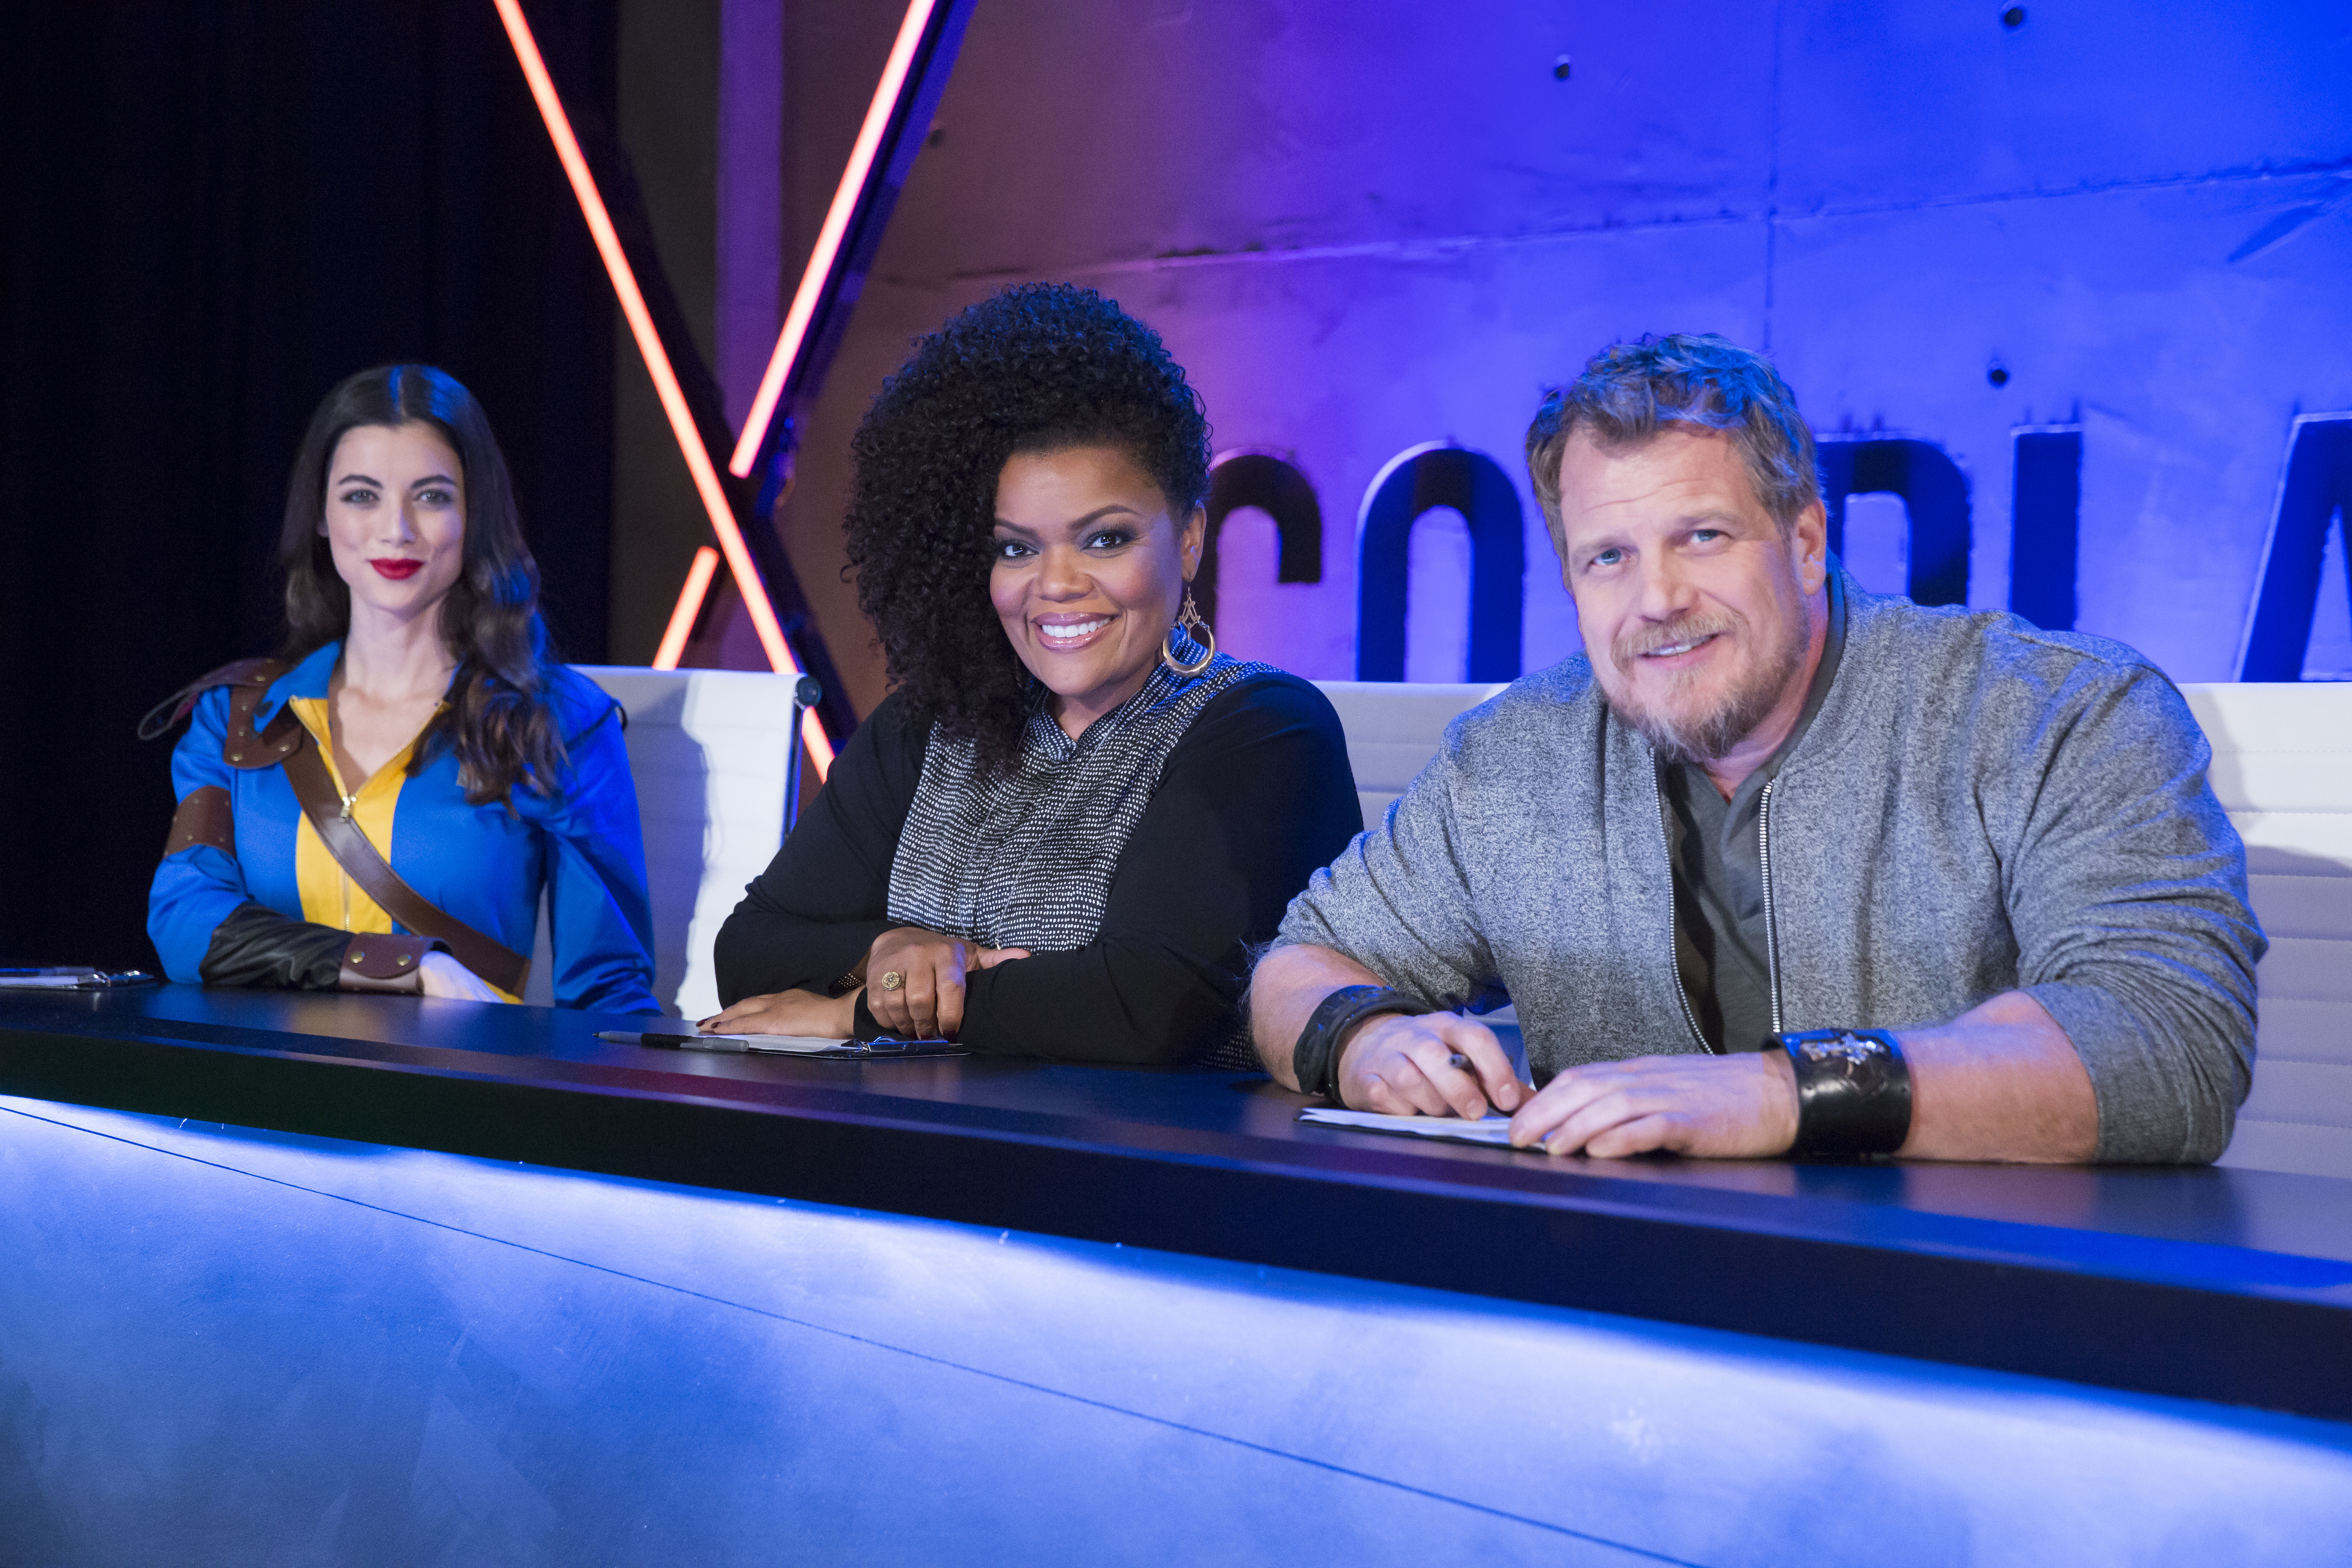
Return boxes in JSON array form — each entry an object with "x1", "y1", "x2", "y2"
[
  {"x1": 1356, "y1": 443, "x2": 1525, "y2": 682},
  {"x1": 2009, "y1": 426, "x2": 2082, "y2": 631},
  {"x1": 2238, "y1": 414, "x2": 2352, "y2": 681},
  {"x1": 1815, "y1": 438, "x2": 1972, "y2": 607},
  {"x1": 1196, "y1": 450, "x2": 1322, "y2": 627}
]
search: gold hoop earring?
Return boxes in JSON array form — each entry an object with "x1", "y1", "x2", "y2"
[{"x1": 1160, "y1": 587, "x2": 1215, "y2": 677}]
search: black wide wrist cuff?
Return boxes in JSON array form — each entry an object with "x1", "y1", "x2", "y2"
[
  {"x1": 1292, "y1": 984, "x2": 1432, "y2": 1101},
  {"x1": 1777, "y1": 1028, "x2": 1913, "y2": 1157}
]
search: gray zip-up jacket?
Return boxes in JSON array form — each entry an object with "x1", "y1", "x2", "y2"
[{"x1": 1276, "y1": 577, "x2": 2265, "y2": 1163}]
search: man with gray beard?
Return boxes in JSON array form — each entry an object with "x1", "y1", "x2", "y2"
[{"x1": 1250, "y1": 334, "x2": 2263, "y2": 1164}]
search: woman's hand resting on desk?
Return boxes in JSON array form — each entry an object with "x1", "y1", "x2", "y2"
[
  {"x1": 695, "y1": 930, "x2": 1029, "y2": 1040},
  {"x1": 860, "y1": 927, "x2": 1029, "y2": 1040},
  {"x1": 700, "y1": 988, "x2": 860, "y2": 1038},
  {"x1": 418, "y1": 950, "x2": 506, "y2": 1002}
]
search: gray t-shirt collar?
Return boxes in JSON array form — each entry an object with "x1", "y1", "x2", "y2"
[{"x1": 1659, "y1": 567, "x2": 1848, "y2": 1053}]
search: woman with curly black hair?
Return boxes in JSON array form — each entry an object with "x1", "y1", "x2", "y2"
[{"x1": 708, "y1": 283, "x2": 1361, "y2": 1063}]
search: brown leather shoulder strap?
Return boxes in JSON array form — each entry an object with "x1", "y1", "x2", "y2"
[
  {"x1": 138, "y1": 657, "x2": 291, "y2": 742},
  {"x1": 278, "y1": 725, "x2": 531, "y2": 996}
]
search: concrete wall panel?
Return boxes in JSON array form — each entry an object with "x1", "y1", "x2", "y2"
[
  {"x1": 891, "y1": 2, "x2": 1779, "y2": 271},
  {"x1": 772, "y1": 0, "x2": 2352, "y2": 699},
  {"x1": 1774, "y1": 178, "x2": 2352, "y2": 675},
  {"x1": 1776, "y1": 2, "x2": 2352, "y2": 211}
]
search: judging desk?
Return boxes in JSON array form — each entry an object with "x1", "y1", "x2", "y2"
[{"x1": 8, "y1": 987, "x2": 2352, "y2": 1564}]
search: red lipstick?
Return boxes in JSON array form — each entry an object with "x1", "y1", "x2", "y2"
[{"x1": 370, "y1": 559, "x2": 424, "y2": 581}]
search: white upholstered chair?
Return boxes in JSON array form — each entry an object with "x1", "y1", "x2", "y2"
[
  {"x1": 2181, "y1": 684, "x2": 2352, "y2": 1179},
  {"x1": 1310, "y1": 681, "x2": 1509, "y2": 826},
  {"x1": 525, "y1": 668, "x2": 800, "y2": 1022}
]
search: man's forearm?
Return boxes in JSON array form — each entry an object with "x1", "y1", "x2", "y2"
[
  {"x1": 1898, "y1": 990, "x2": 2099, "y2": 1162},
  {"x1": 1249, "y1": 943, "x2": 1384, "y2": 1089}
]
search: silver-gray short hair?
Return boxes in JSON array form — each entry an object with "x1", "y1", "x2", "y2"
[{"x1": 1526, "y1": 333, "x2": 1820, "y2": 550}]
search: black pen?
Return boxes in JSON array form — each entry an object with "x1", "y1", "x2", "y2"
[
  {"x1": 596, "y1": 1029, "x2": 747, "y2": 1052},
  {"x1": 1449, "y1": 1051, "x2": 1526, "y2": 1121}
]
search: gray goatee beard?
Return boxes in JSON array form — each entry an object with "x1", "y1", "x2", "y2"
[{"x1": 1605, "y1": 604, "x2": 1809, "y2": 767}]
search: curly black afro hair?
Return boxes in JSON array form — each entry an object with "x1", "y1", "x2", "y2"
[{"x1": 844, "y1": 282, "x2": 1212, "y2": 775}]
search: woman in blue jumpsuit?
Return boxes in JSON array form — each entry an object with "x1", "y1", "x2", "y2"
[{"x1": 147, "y1": 364, "x2": 660, "y2": 1015}]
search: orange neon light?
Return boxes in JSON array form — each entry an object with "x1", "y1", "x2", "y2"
[
  {"x1": 492, "y1": 0, "x2": 834, "y2": 775},
  {"x1": 728, "y1": 0, "x2": 938, "y2": 478},
  {"x1": 651, "y1": 546, "x2": 722, "y2": 670}
]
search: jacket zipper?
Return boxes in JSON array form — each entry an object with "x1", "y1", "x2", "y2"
[
  {"x1": 1651, "y1": 766, "x2": 1716, "y2": 1054},
  {"x1": 1758, "y1": 779, "x2": 1785, "y2": 1036}
]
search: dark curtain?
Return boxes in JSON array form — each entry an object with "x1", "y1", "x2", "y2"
[{"x1": 0, "y1": 1, "x2": 619, "y2": 969}]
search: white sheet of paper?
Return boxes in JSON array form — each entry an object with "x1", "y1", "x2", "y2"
[
  {"x1": 696, "y1": 1033, "x2": 852, "y2": 1055},
  {"x1": 1296, "y1": 1106, "x2": 1519, "y2": 1146}
]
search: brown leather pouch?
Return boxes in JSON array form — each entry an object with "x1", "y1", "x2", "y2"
[{"x1": 339, "y1": 933, "x2": 443, "y2": 994}]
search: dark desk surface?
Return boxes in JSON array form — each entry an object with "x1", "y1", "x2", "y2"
[{"x1": 5, "y1": 985, "x2": 2348, "y2": 1419}]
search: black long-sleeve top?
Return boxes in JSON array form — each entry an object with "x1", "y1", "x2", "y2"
[{"x1": 713, "y1": 670, "x2": 1363, "y2": 1065}]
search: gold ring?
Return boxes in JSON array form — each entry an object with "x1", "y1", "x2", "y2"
[{"x1": 878, "y1": 971, "x2": 904, "y2": 992}]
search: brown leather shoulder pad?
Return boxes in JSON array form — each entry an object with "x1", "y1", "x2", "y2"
[
  {"x1": 211, "y1": 656, "x2": 291, "y2": 688},
  {"x1": 138, "y1": 656, "x2": 295, "y2": 742}
]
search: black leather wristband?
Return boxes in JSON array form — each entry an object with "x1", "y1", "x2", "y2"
[
  {"x1": 1292, "y1": 984, "x2": 1433, "y2": 1101},
  {"x1": 1777, "y1": 1028, "x2": 1913, "y2": 1156}
]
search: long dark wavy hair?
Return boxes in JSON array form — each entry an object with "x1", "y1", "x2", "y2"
[
  {"x1": 844, "y1": 283, "x2": 1213, "y2": 775},
  {"x1": 279, "y1": 364, "x2": 567, "y2": 804}
]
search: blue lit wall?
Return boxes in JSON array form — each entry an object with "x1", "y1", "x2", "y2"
[
  {"x1": 5, "y1": 1094, "x2": 2350, "y2": 1564},
  {"x1": 784, "y1": 1, "x2": 2352, "y2": 704}
]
